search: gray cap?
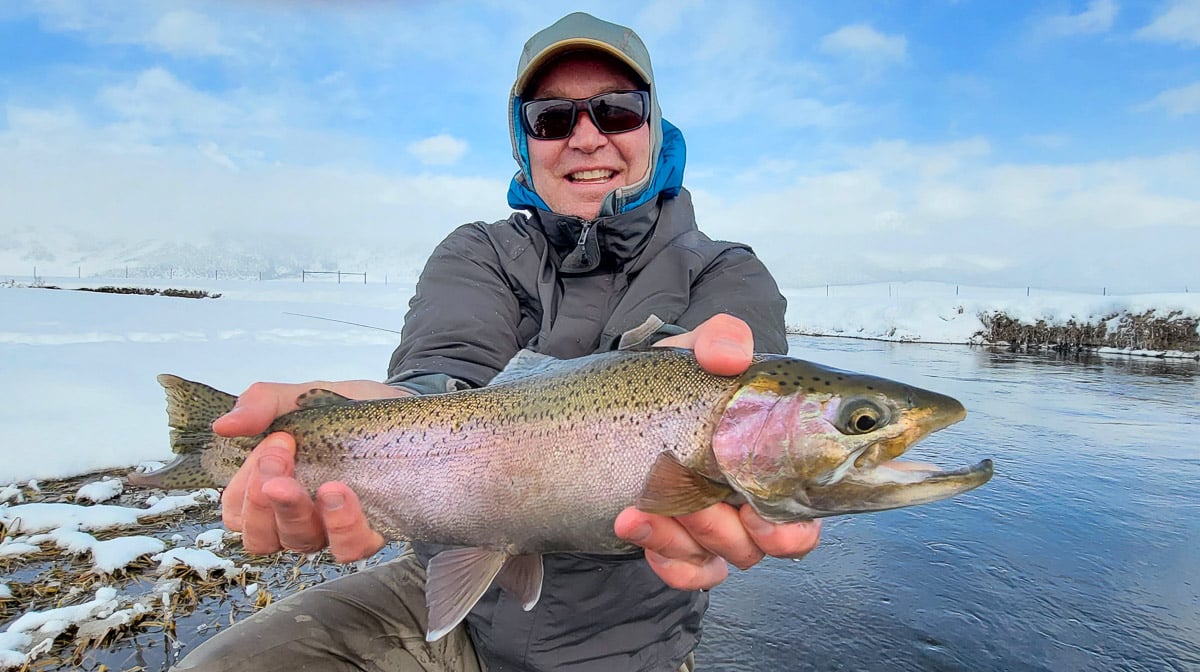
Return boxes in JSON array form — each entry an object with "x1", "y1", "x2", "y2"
[
  {"x1": 513, "y1": 12, "x2": 654, "y2": 96},
  {"x1": 508, "y1": 12, "x2": 665, "y2": 220}
]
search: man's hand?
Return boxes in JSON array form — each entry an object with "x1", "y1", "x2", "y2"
[
  {"x1": 613, "y1": 313, "x2": 822, "y2": 590},
  {"x1": 215, "y1": 380, "x2": 403, "y2": 563}
]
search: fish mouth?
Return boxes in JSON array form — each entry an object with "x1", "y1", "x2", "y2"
[{"x1": 800, "y1": 458, "x2": 994, "y2": 518}]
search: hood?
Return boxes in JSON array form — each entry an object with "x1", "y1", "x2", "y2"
[{"x1": 506, "y1": 12, "x2": 685, "y2": 219}]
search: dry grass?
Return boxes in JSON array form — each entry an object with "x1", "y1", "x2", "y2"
[{"x1": 2, "y1": 469, "x2": 402, "y2": 671}]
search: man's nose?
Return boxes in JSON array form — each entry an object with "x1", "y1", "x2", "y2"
[{"x1": 567, "y1": 111, "x2": 607, "y2": 151}]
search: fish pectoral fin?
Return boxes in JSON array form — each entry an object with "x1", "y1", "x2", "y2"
[
  {"x1": 295, "y1": 388, "x2": 354, "y2": 409},
  {"x1": 424, "y1": 547, "x2": 509, "y2": 642},
  {"x1": 495, "y1": 553, "x2": 544, "y2": 611},
  {"x1": 636, "y1": 452, "x2": 735, "y2": 516}
]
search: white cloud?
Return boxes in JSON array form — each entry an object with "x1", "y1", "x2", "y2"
[
  {"x1": 819, "y1": 24, "x2": 908, "y2": 62},
  {"x1": 0, "y1": 104, "x2": 509, "y2": 266},
  {"x1": 1135, "y1": 0, "x2": 1200, "y2": 46},
  {"x1": 147, "y1": 9, "x2": 231, "y2": 57},
  {"x1": 694, "y1": 141, "x2": 1200, "y2": 290},
  {"x1": 98, "y1": 68, "x2": 240, "y2": 138},
  {"x1": 1137, "y1": 81, "x2": 1200, "y2": 115},
  {"x1": 1035, "y1": 0, "x2": 1118, "y2": 37},
  {"x1": 407, "y1": 134, "x2": 468, "y2": 166}
]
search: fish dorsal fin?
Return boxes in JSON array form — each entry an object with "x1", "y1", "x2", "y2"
[
  {"x1": 424, "y1": 547, "x2": 509, "y2": 642},
  {"x1": 636, "y1": 452, "x2": 735, "y2": 516},
  {"x1": 296, "y1": 388, "x2": 353, "y2": 409},
  {"x1": 489, "y1": 349, "x2": 560, "y2": 386},
  {"x1": 495, "y1": 553, "x2": 544, "y2": 612}
]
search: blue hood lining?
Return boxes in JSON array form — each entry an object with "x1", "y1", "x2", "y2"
[{"x1": 507, "y1": 118, "x2": 686, "y2": 217}]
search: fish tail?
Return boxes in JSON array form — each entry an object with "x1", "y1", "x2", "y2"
[{"x1": 127, "y1": 374, "x2": 245, "y2": 490}]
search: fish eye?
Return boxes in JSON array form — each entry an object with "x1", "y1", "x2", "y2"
[{"x1": 839, "y1": 400, "x2": 889, "y2": 435}]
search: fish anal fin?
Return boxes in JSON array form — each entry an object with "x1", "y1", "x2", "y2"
[
  {"x1": 424, "y1": 547, "x2": 508, "y2": 642},
  {"x1": 636, "y1": 452, "x2": 734, "y2": 516},
  {"x1": 296, "y1": 388, "x2": 354, "y2": 409},
  {"x1": 495, "y1": 553, "x2": 544, "y2": 611}
]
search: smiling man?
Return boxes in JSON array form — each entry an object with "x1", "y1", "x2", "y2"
[{"x1": 173, "y1": 12, "x2": 820, "y2": 672}]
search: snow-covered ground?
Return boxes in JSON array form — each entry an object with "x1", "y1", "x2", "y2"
[{"x1": 2, "y1": 274, "x2": 1198, "y2": 668}]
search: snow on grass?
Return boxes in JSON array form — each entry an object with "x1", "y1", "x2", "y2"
[
  {"x1": 75, "y1": 478, "x2": 124, "y2": 504},
  {"x1": 153, "y1": 547, "x2": 243, "y2": 581}
]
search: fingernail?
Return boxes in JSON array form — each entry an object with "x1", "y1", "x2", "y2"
[
  {"x1": 322, "y1": 492, "x2": 345, "y2": 511},
  {"x1": 743, "y1": 514, "x2": 775, "y2": 538},
  {"x1": 259, "y1": 456, "x2": 285, "y2": 478},
  {"x1": 626, "y1": 522, "x2": 652, "y2": 543}
]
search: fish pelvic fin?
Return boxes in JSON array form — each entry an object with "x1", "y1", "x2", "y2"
[
  {"x1": 495, "y1": 553, "x2": 543, "y2": 611},
  {"x1": 636, "y1": 452, "x2": 735, "y2": 516},
  {"x1": 424, "y1": 548, "x2": 512, "y2": 641},
  {"x1": 127, "y1": 374, "x2": 251, "y2": 490}
]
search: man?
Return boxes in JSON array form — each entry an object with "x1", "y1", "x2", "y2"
[{"x1": 174, "y1": 12, "x2": 820, "y2": 672}]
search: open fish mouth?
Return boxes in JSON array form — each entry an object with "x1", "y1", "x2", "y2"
[{"x1": 804, "y1": 458, "x2": 994, "y2": 517}]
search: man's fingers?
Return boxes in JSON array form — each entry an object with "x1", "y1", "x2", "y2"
[
  {"x1": 221, "y1": 467, "x2": 250, "y2": 532},
  {"x1": 654, "y1": 314, "x2": 754, "y2": 377},
  {"x1": 238, "y1": 433, "x2": 296, "y2": 554},
  {"x1": 691, "y1": 314, "x2": 753, "y2": 376},
  {"x1": 643, "y1": 549, "x2": 729, "y2": 591},
  {"x1": 263, "y1": 478, "x2": 326, "y2": 553},
  {"x1": 739, "y1": 506, "x2": 822, "y2": 559},
  {"x1": 317, "y1": 483, "x2": 385, "y2": 563},
  {"x1": 213, "y1": 382, "x2": 304, "y2": 437},
  {"x1": 614, "y1": 508, "x2": 713, "y2": 564},
  {"x1": 675, "y1": 504, "x2": 765, "y2": 571}
]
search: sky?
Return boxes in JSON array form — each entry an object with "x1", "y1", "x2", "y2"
[{"x1": 1, "y1": 0, "x2": 1198, "y2": 292}]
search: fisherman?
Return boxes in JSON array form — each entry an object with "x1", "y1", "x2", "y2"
[{"x1": 173, "y1": 12, "x2": 820, "y2": 672}]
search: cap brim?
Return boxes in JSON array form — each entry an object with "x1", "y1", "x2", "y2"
[{"x1": 514, "y1": 38, "x2": 651, "y2": 96}]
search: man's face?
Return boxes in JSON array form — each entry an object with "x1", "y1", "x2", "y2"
[{"x1": 526, "y1": 56, "x2": 652, "y2": 220}]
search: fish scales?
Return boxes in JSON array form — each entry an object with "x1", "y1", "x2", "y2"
[
  {"x1": 136, "y1": 346, "x2": 992, "y2": 642},
  {"x1": 273, "y1": 349, "x2": 734, "y2": 553}
]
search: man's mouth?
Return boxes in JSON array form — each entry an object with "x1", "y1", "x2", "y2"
[{"x1": 568, "y1": 169, "x2": 615, "y2": 183}]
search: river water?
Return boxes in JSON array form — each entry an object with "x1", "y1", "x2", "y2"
[{"x1": 697, "y1": 336, "x2": 1200, "y2": 672}]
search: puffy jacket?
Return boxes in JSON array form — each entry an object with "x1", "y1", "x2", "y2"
[{"x1": 385, "y1": 186, "x2": 787, "y2": 672}]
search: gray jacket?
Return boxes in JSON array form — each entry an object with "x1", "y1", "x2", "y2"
[{"x1": 386, "y1": 187, "x2": 787, "y2": 672}]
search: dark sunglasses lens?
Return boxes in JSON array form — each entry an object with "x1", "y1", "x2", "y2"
[
  {"x1": 590, "y1": 92, "x2": 647, "y2": 133},
  {"x1": 525, "y1": 100, "x2": 576, "y2": 140}
]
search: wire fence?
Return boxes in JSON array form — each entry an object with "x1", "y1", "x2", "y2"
[
  {"x1": 7, "y1": 265, "x2": 419, "y2": 286},
  {"x1": 4, "y1": 265, "x2": 1194, "y2": 296}
]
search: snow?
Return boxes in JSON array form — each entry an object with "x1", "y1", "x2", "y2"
[
  {"x1": 75, "y1": 478, "x2": 124, "y2": 504},
  {"x1": 0, "y1": 274, "x2": 1197, "y2": 667}
]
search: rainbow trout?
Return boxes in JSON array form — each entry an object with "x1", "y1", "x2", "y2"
[{"x1": 131, "y1": 347, "x2": 992, "y2": 641}]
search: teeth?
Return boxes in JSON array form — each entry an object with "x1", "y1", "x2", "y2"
[{"x1": 570, "y1": 169, "x2": 613, "y2": 182}]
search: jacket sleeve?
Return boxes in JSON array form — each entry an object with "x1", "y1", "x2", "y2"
[
  {"x1": 385, "y1": 223, "x2": 527, "y2": 391},
  {"x1": 674, "y1": 246, "x2": 789, "y2": 355}
]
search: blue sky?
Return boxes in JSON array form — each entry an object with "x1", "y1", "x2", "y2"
[{"x1": 1, "y1": 0, "x2": 1198, "y2": 292}]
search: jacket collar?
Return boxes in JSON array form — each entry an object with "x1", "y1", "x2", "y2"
[{"x1": 532, "y1": 187, "x2": 696, "y2": 274}]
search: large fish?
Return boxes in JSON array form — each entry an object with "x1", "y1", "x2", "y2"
[{"x1": 130, "y1": 347, "x2": 992, "y2": 641}]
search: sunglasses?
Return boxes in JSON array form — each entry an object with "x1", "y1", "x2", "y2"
[{"x1": 521, "y1": 90, "x2": 650, "y2": 141}]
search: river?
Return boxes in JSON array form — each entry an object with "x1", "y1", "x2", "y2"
[{"x1": 696, "y1": 336, "x2": 1200, "y2": 671}]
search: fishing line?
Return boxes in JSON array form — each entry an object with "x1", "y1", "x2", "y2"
[{"x1": 282, "y1": 311, "x2": 403, "y2": 334}]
